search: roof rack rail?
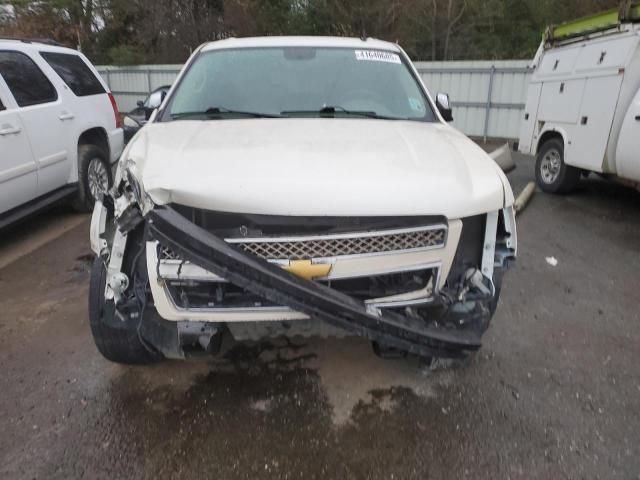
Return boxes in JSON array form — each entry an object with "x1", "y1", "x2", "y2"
[
  {"x1": 544, "y1": 0, "x2": 640, "y2": 45},
  {"x1": 0, "y1": 36, "x2": 65, "y2": 47}
]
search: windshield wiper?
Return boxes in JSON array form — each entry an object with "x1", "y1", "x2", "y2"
[
  {"x1": 281, "y1": 106, "x2": 398, "y2": 120},
  {"x1": 171, "y1": 107, "x2": 283, "y2": 119}
]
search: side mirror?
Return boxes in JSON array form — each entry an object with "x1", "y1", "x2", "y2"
[
  {"x1": 146, "y1": 91, "x2": 164, "y2": 110},
  {"x1": 161, "y1": 90, "x2": 167, "y2": 102},
  {"x1": 122, "y1": 114, "x2": 141, "y2": 129},
  {"x1": 136, "y1": 100, "x2": 144, "y2": 108},
  {"x1": 436, "y1": 92, "x2": 453, "y2": 122}
]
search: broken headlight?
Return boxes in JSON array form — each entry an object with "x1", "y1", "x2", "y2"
[
  {"x1": 125, "y1": 168, "x2": 144, "y2": 204},
  {"x1": 111, "y1": 160, "x2": 154, "y2": 232},
  {"x1": 118, "y1": 160, "x2": 154, "y2": 214}
]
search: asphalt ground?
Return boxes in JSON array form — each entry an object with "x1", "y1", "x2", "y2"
[{"x1": 0, "y1": 152, "x2": 639, "y2": 479}]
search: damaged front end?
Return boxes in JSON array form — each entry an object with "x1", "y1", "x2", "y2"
[{"x1": 90, "y1": 166, "x2": 516, "y2": 361}]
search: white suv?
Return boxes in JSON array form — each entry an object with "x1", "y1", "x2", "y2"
[{"x1": 0, "y1": 38, "x2": 123, "y2": 227}]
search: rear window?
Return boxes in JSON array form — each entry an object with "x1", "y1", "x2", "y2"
[
  {"x1": 40, "y1": 52, "x2": 105, "y2": 97},
  {"x1": 0, "y1": 51, "x2": 58, "y2": 107}
]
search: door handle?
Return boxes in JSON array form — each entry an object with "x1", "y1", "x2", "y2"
[
  {"x1": 58, "y1": 112, "x2": 75, "y2": 121},
  {"x1": 0, "y1": 124, "x2": 21, "y2": 135},
  {"x1": 635, "y1": 115, "x2": 640, "y2": 121}
]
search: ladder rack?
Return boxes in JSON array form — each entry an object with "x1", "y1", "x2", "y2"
[{"x1": 545, "y1": 1, "x2": 640, "y2": 45}]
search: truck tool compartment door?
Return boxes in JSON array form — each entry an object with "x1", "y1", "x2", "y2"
[
  {"x1": 0, "y1": 80, "x2": 36, "y2": 215},
  {"x1": 565, "y1": 36, "x2": 637, "y2": 172},
  {"x1": 534, "y1": 47, "x2": 586, "y2": 156},
  {"x1": 0, "y1": 50, "x2": 71, "y2": 197},
  {"x1": 568, "y1": 75, "x2": 623, "y2": 172},
  {"x1": 615, "y1": 86, "x2": 640, "y2": 182},
  {"x1": 518, "y1": 82, "x2": 541, "y2": 154},
  {"x1": 535, "y1": 46, "x2": 583, "y2": 125}
]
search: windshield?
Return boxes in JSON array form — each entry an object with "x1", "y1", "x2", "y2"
[{"x1": 163, "y1": 47, "x2": 437, "y2": 122}]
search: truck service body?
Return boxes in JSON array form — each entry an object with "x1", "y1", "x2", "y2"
[{"x1": 519, "y1": 3, "x2": 640, "y2": 192}]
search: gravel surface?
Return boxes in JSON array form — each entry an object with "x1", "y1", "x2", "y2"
[{"x1": 0, "y1": 153, "x2": 638, "y2": 479}]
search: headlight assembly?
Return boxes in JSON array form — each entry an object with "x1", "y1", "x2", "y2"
[{"x1": 110, "y1": 159, "x2": 155, "y2": 233}]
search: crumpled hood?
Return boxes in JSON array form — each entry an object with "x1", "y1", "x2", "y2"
[{"x1": 123, "y1": 119, "x2": 512, "y2": 218}]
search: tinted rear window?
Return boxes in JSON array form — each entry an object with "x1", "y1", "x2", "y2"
[
  {"x1": 40, "y1": 52, "x2": 105, "y2": 97},
  {"x1": 0, "y1": 51, "x2": 58, "y2": 107}
]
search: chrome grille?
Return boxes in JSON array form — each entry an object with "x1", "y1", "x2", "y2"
[
  {"x1": 159, "y1": 226, "x2": 446, "y2": 261},
  {"x1": 230, "y1": 227, "x2": 446, "y2": 260}
]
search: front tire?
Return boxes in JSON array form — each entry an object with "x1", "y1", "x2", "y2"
[
  {"x1": 88, "y1": 257, "x2": 162, "y2": 365},
  {"x1": 72, "y1": 144, "x2": 112, "y2": 212},
  {"x1": 535, "y1": 138, "x2": 580, "y2": 194}
]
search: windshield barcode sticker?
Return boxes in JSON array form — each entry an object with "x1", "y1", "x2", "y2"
[{"x1": 355, "y1": 50, "x2": 401, "y2": 64}]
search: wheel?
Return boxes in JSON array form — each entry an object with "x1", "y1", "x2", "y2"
[
  {"x1": 72, "y1": 144, "x2": 112, "y2": 212},
  {"x1": 88, "y1": 257, "x2": 162, "y2": 365},
  {"x1": 535, "y1": 138, "x2": 580, "y2": 194}
]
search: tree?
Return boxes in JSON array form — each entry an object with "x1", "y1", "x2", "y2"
[{"x1": 0, "y1": 0, "x2": 627, "y2": 63}]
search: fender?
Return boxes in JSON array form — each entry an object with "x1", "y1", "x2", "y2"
[{"x1": 534, "y1": 125, "x2": 586, "y2": 166}]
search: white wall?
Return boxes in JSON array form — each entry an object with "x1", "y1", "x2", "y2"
[
  {"x1": 98, "y1": 59, "x2": 532, "y2": 140},
  {"x1": 96, "y1": 65, "x2": 181, "y2": 112},
  {"x1": 415, "y1": 60, "x2": 531, "y2": 139}
]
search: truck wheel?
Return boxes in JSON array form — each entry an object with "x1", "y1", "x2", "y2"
[
  {"x1": 535, "y1": 138, "x2": 580, "y2": 193},
  {"x1": 88, "y1": 257, "x2": 162, "y2": 365},
  {"x1": 72, "y1": 145, "x2": 112, "y2": 212}
]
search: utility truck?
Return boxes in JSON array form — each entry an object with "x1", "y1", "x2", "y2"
[{"x1": 518, "y1": 2, "x2": 640, "y2": 193}]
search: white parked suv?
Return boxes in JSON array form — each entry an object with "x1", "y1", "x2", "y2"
[
  {"x1": 0, "y1": 38, "x2": 123, "y2": 227},
  {"x1": 89, "y1": 37, "x2": 517, "y2": 364}
]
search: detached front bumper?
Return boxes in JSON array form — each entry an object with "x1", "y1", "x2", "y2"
[
  {"x1": 92, "y1": 167, "x2": 516, "y2": 359},
  {"x1": 144, "y1": 206, "x2": 496, "y2": 358}
]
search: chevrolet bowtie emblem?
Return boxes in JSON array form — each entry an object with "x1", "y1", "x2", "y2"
[{"x1": 282, "y1": 260, "x2": 332, "y2": 280}]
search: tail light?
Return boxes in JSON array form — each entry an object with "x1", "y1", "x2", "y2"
[{"x1": 108, "y1": 93, "x2": 122, "y2": 129}]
